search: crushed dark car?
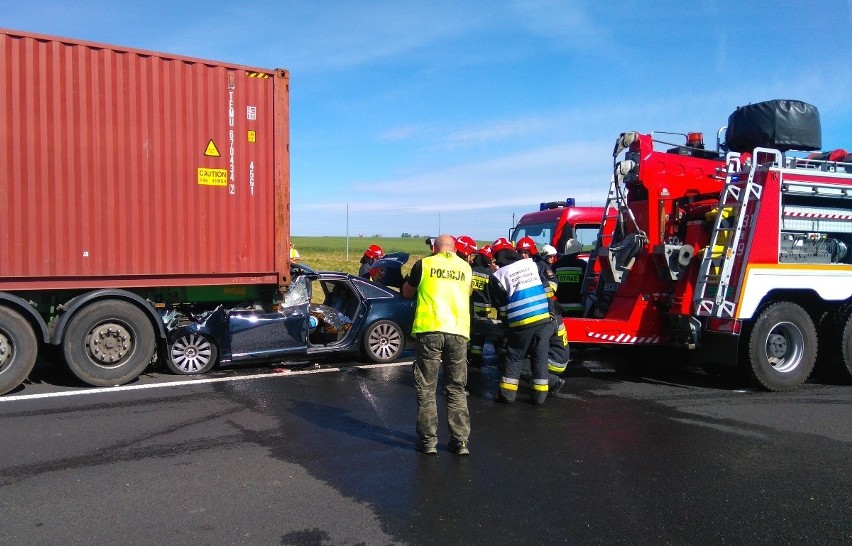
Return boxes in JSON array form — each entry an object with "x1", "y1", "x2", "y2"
[{"x1": 162, "y1": 263, "x2": 415, "y2": 375}]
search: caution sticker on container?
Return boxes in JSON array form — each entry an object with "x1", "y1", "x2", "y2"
[
  {"x1": 247, "y1": 130, "x2": 256, "y2": 143},
  {"x1": 198, "y1": 168, "x2": 228, "y2": 186},
  {"x1": 204, "y1": 139, "x2": 221, "y2": 157}
]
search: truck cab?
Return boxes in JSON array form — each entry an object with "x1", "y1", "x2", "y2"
[{"x1": 510, "y1": 198, "x2": 603, "y2": 254}]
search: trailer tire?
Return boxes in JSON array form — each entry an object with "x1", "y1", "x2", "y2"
[
  {"x1": 62, "y1": 300, "x2": 156, "y2": 387},
  {"x1": 744, "y1": 302, "x2": 816, "y2": 391},
  {"x1": 0, "y1": 307, "x2": 38, "y2": 395}
]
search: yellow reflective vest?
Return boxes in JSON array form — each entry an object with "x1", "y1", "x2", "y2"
[{"x1": 412, "y1": 252, "x2": 472, "y2": 338}]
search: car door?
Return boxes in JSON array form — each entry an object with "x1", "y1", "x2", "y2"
[{"x1": 228, "y1": 274, "x2": 310, "y2": 362}]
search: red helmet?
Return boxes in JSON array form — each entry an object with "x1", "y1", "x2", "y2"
[
  {"x1": 363, "y1": 244, "x2": 384, "y2": 260},
  {"x1": 478, "y1": 244, "x2": 493, "y2": 261},
  {"x1": 491, "y1": 237, "x2": 514, "y2": 254},
  {"x1": 516, "y1": 236, "x2": 538, "y2": 256},
  {"x1": 455, "y1": 235, "x2": 477, "y2": 257}
]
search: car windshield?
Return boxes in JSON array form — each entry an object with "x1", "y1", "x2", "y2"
[
  {"x1": 282, "y1": 275, "x2": 310, "y2": 308},
  {"x1": 573, "y1": 224, "x2": 599, "y2": 252},
  {"x1": 511, "y1": 222, "x2": 554, "y2": 247}
]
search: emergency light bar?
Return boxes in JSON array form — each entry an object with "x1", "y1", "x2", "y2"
[{"x1": 539, "y1": 197, "x2": 576, "y2": 211}]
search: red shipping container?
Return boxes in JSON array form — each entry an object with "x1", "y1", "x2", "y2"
[{"x1": 0, "y1": 28, "x2": 291, "y2": 291}]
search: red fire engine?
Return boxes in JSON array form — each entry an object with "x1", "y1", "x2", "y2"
[
  {"x1": 566, "y1": 100, "x2": 852, "y2": 391},
  {"x1": 510, "y1": 198, "x2": 603, "y2": 254}
]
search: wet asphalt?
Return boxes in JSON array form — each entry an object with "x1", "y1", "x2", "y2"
[{"x1": 0, "y1": 350, "x2": 850, "y2": 545}]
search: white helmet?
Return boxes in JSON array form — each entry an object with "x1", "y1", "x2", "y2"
[
  {"x1": 541, "y1": 244, "x2": 558, "y2": 258},
  {"x1": 563, "y1": 239, "x2": 582, "y2": 256}
]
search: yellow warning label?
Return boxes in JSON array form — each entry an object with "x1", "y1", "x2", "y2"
[
  {"x1": 247, "y1": 130, "x2": 256, "y2": 143},
  {"x1": 223, "y1": 286, "x2": 248, "y2": 296},
  {"x1": 204, "y1": 139, "x2": 221, "y2": 157},
  {"x1": 198, "y1": 168, "x2": 228, "y2": 186}
]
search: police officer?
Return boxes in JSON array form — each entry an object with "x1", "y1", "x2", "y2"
[
  {"x1": 402, "y1": 234, "x2": 473, "y2": 455},
  {"x1": 489, "y1": 239, "x2": 552, "y2": 405}
]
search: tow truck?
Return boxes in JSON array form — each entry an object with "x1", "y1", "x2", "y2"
[{"x1": 566, "y1": 100, "x2": 852, "y2": 391}]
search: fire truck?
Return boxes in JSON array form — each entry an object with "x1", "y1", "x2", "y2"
[
  {"x1": 565, "y1": 100, "x2": 852, "y2": 391},
  {"x1": 510, "y1": 198, "x2": 603, "y2": 255}
]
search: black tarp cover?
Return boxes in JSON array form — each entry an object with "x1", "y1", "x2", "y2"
[{"x1": 726, "y1": 99, "x2": 821, "y2": 153}]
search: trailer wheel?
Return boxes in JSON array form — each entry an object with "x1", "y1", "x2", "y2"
[
  {"x1": 62, "y1": 300, "x2": 156, "y2": 387},
  {"x1": 0, "y1": 307, "x2": 38, "y2": 395},
  {"x1": 362, "y1": 320, "x2": 404, "y2": 363},
  {"x1": 166, "y1": 333, "x2": 218, "y2": 375},
  {"x1": 744, "y1": 302, "x2": 816, "y2": 391}
]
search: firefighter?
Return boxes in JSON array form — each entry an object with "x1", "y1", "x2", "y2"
[
  {"x1": 359, "y1": 244, "x2": 384, "y2": 278},
  {"x1": 469, "y1": 243, "x2": 494, "y2": 367},
  {"x1": 455, "y1": 235, "x2": 481, "y2": 366},
  {"x1": 289, "y1": 242, "x2": 301, "y2": 262},
  {"x1": 515, "y1": 236, "x2": 539, "y2": 260},
  {"x1": 489, "y1": 239, "x2": 552, "y2": 405},
  {"x1": 455, "y1": 235, "x2": 478, "y2": 264},
  {"x1": 540, "y1": 244, "x2": 559, "y2": 299},
  {"x1": 553, "y1": 238, "x2": 585, "y2": 316},
  {"x1": 402, "y1": 234, "x2": 473, "y2": 456},
  {"x1": 538, "y1": 243, "x2": 568, "y2": 393}
]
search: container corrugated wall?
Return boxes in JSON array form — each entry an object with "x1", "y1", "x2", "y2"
[{"x1": 0, "y1": 29, "x2": 290, "y2": 290}]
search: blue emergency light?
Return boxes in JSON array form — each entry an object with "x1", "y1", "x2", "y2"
[{"x1": 539, "y1": 197, "x2": 576, "y2": 211}]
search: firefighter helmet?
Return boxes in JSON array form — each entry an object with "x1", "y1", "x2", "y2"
[
  {"x1": 491, "y1": 237, "x2": 513, "y2": 254},
  {"x1": 562, "y1": 238, "x2": 582, "y2": 256},
  {"x1": 541, "y1": 244, "x2": 558, "y2": 258},
  {"x1": 516, "y1": 236, "x2": 539, "y2": 256},
  {"x1": 455, "y1": 235, "x2": 477, "y2": 257},
  {"x1": 478, "y1": 244, "x2": 493, "y2": 261},
  {"x1": 363, "y1": 244, "x2": 384, "y2": 260}
]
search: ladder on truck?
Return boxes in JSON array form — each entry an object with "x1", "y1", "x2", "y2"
[
  {"x1": 694, "y1": 151, "x2": 772, "y2": 317},
  {"x1": 581, "y1": 171, "x2": 645, "y2": 316}
]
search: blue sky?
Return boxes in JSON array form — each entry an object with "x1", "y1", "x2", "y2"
[{"x1": 5, "y1": 1, "x2": 852, "y2": 240}]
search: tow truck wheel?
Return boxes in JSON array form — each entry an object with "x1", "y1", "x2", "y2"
[
  {"x1": 0, "y1": 306, "x2": 38, "y2": 395},
  {"x1": 62, "y1": 300, "x2": 156, "y2": 387},
  {"x1": 744, "y1": 301, "x2": 817, "y2": 392},
  {"x1": 362, "y1": 320, "x2": 404, "y2": 363},
  {"x1": 167, "y1": 333, "x2": 218, "y2": 375},
  {"x1": 840, "y1": 311, "x2": 852, "y2": 381}
]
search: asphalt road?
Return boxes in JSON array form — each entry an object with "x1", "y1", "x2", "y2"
[{"x1": 1, "y1": 352, "x2": 850, "y2": 545}]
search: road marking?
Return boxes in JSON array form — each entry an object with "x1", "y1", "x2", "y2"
[{"x1": 0, "y1": 360, "x2": 414, "y2": 402}]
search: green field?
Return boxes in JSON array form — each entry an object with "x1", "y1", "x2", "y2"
[{"x1": 291, "y1": 236, "x2": 490, "y2": 277}]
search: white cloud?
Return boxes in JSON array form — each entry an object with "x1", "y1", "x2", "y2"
[
  {"x1": 509, "y1": 0, "x2": 612, "y2": 51},
  {"x1": 305, "y1": 138, "x2": 614, "y2": 215}
]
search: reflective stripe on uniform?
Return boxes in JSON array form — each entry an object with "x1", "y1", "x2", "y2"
[
  {"x1": 493, "y1": 259, "x2": 550, "y2": 329},
  {"x1": 500, "y1": 376, "x2": 519, "y2": 391},
  {"x1": 533, "y1": 379, "x2": 549, "y2": 392},
  {"x1": 548, "y1": 359, "x2": 567, "y2": 374}
]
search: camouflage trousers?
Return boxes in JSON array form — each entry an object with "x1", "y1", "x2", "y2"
[{"x1": 413, "y1": 332, "x2": 470, "y2": 448}]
